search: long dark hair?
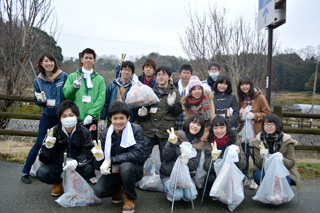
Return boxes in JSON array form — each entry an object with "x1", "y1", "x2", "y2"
[
  {"x1": 183, "y1": 115, "x2": 205, "y2": 138},
  {"x1": 237, "y1": 76, "x2": 255, "y2": 102},
  {"x1": 213, "y1": 75, "x2": 232, "y2": 94},
  {"x1": 208, "y1": 116, "x2": 236, "y2": 142},
  {"x1": 38, "y1": 52, "x2": 59, "y2": 75}
]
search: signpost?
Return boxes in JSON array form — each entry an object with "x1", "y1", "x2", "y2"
[{"x1": 258, "y1": 0, "x2": 286, "y2": 104}]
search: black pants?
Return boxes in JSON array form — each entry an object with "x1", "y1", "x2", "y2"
[
  {"x1": 143, "y1": 135, "x2": 167, "y2": 161},
  {"x1": 94, "y1": 162, "x2": 143, "y2": 200},
  {"x1": 83, "y1": 120, "x2": 98, "y2": 141},
  {"x1": 37, "y1": 163, "x2": 95, "y2": 184},
  {"x1": 205, "y1": 171, "x2": 217, "y2": 192}
]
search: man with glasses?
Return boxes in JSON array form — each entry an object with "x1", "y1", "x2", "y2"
[
  {"x1": 137, "y1": 66, "x2": 182, "y2": 160},
  {"x1": 202, "y1": 62, "x2": 222, "y2": 92},
  {"x1": 100, "y1": 61, "x2": 137, "y2": 128}
]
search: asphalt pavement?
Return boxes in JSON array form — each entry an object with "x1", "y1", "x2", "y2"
[{"x1": 0, "y1": 161, "x2": 319, "y2": 213}]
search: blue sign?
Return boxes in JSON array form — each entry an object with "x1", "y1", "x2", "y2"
[{"x1": 259, "y1": 0, "x2": 272, "y2": 10}]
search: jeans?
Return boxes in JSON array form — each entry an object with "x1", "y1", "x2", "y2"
[
  {"x1": 94, "y1": 162, "x2": 143, "y2": 200},
  {"x1": 37, "y1": 163, "x2": 94, "y2": 184},
  {"x1": 22, "y1": 114, "x2": 59, "y2": 175},
  {"x1": 163, "y1": 179, "x2": 198, "y2": 201},
  {"x1": 253, "y1": 169, "x2": 292, "y2": 185},
  {"x1": 143, "y1": 135, "x2": 167, "y2": 161}
]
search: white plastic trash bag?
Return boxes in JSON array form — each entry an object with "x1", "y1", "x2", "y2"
[
  {"x1": 193, "y1": 150, "x2": 207, "y2": 189},
  {"x1": 169, "y1": 142, "x2": 197, "y2": 189},
  {"x1": 125, "y1": 80, "x2": 159, "y2": 108},
  {"x1": 210, "y1": 146, "x2": 245, "y2": 211},
  {"x1": 56, "y1": 170, "x2": 102, "y2": 208},
  {"x1": 29, "y1": 155, "x2": 41, "y2": 177},
  {"x1": 136, "y1": 145, "x2": 165, "y2": 192},
  {"x1": 252, "y1": 153, "x2": 294, "y2": 205},
  {"x1": 239, "y1": 105, "x2": 255, "y2": 143}
]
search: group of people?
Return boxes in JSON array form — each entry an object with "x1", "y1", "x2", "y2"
[{"x1": 20, "y1": 48, "x2": 301, "y2": 213}]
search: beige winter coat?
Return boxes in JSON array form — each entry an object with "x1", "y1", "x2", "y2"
[{"x1": 249, "y1": 133, "x2": 302, "y2": 190}]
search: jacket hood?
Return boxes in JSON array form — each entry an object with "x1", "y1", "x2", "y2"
[
  {"x1": 254, "y1": 88, "x2": 263, "y2": 97},
  {"x1": 253, "y1": 132, "x2": 297, "y2": 147},
  {"x1": 38, "y1": 69, "x2": 63, "y2": 82},
  {"x1": 181, "y1": 90, "x2": 213, "y2": 106},
  {"x1": 114, "y1": 77, "x2": 132, "y2": 87},
  {"x1": 175, "y1": 130, "x2": 206, "y2": 151}
]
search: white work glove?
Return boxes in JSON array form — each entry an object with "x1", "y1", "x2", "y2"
[
  {"x1": 259, "y1": 142, "x2": 269, "y2": 158},
  {"x1": 211, "y1": 142, "x2": 222, "y2": 160},
  {"x1": 117, "y1": 53, "x2": 126, "y2": 65},
  {"x1": 98, "y1": 120, "x2": 105, "y2": 130},
  {"x1": 273, "y1": 152, "x2": 283, "y2": 161},
  {"x1": 100, "y1": 159, "x2": 111, "y2": 175},
  {"x1": 63, "y1": 159, "x2": 78, "y2": 171},
  {"x1": 91, "y1": 140, "x2": 104, "y2": 161},
  {"x1": 73, "y1": 73, "x2": 83, "y2": 89},
  {"x1": 167, "y1": 92, "x2": 177, "y2": 106},
  {"x1": 45, "y1": 128, "x2": 56, "y2": 149},
  {"x1": 246, "y1": 112, "x2": 254, "y2": 120},
  {"x1": 229, "y1": 144, "x2": 240, "y2": 162},
  {"x1": 34, "y1": 91, "x2": 46, "y2": 102},
  {"x1": 167, "y1": 127, "x2": 177, "y2": 144},
  {"x1": 180, "y1": 153, "x2": 189, "y2": 165},
  {"x1": 138, "y1": 106, "x2": 148, "y2": 117},
  {"x1": 83, "y1": 115, "x2": 93, "y2": 125}
]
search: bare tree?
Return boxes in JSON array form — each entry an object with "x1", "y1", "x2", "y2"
[
  {"x1": 0, "y1": 0, "x2": 57, "y2": 128},
  {"x1": 180, "y1": 3, "x2": 275, "y2": 92}
]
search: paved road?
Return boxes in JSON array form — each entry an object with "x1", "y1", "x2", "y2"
[{"x1": 0, "y1": 161, "x2": 319, "y2": 213}]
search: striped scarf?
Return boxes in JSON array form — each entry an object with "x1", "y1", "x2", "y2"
[{"x1": 188, "y1": 94, "x2": 212, "y2": 122}]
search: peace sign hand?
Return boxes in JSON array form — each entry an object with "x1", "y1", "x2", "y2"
[
  {"x1": 211, "y1": 141, "x2": 221, "y2": 160},
  {"x1": 91, "y1": 140, "x2": 104, "y2": 161},
  {"x1": 45, "y1": 128, "x2": 56, "y2": 149},
  {"x1": 73, "y1": 73, "x2": 83, "y2": 89},
  {"x1": 167, "y1": 127, "x2": 177, "y2": 144}
]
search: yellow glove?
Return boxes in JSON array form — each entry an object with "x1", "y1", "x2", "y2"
[
  {"x1": 91, "y1": 140, "x2": 104, "y2": 161},
  {"x1": 211, "y1": 142, "x2": 222, "y2": 160},
  {"x1": 167, "y1": 127, "x2": 177, "y2": 144},
  {"x1": 259, "y1": 142, "x2": 268, "y2": 157},
  {"x1": 45, "y1": 128, "x2": 56, "y2": 148},
  {"x1": 118, "y1": 53, "x2": 126, "y2": 65}
]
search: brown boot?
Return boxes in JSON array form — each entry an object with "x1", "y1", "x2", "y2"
[
  {"x1": 112, "y1": 186, "x2": 124, "y2": 203},
  {"x1": 51, "y1": 182, "x2": 63, "y2": 196},
  {"x1": 122, "y1": 197, "x2": 135, "y2": 213}
]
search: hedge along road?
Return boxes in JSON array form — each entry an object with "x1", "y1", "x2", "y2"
[{"x1": 1, "y1": 161, "x2": 319, "y2": 213}]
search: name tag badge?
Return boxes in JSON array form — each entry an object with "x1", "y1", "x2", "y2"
[
  {"x1": 82, "y1": 95, "x2": 91, "y2": 103},
  {"x1": 112, "y1": 164, "x2": 120, "y2": 174},
  {"x1": 46, "y1": 99, "x2": 56, "y2": 106},
  {"x1": 149, "y1": 107, "x2": 158, "y2": 113}
]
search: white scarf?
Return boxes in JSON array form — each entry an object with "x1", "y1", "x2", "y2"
[
  {"x1": 82, "y1": 67, "x2": 93, "y2": 88},
  {"x1": 104, "y1": 122, "x2": 136, "y2": 159},
  {"x1": 178, "y1": 79, "x2": 189, "y2": 97}
]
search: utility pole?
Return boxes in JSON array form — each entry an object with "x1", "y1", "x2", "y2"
[{"x1": 311, "y1": 59, "x2": 319, "y2": 113}]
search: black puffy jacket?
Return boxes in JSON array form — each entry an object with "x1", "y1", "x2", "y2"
[
  {"x1": 94, "y1": 123, "x2": 145, "y2": 169},
  {"x1": 39, "y1": 123, "x2": 94, "y2": 167}
]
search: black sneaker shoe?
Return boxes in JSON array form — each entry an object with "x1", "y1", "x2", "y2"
[{"x1": 21, "y1": 175, "x2": 32, "y2": 184}]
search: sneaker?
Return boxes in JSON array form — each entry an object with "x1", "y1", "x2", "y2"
[
  {"x1": 243, "y1": 177, "x2": 250, "y2": 187},
  {"x1": 165, "y1": 192, "x2": 173, "y2": 202},
  {"x1": 122, "y1": 197, "x2": 135, "y2": 213},
  {"x1": 51, "y1": 182, "x2": 63, "y2": 196},
  {"x1": 112, "y1": 186, "x2": 124, "y2": 204},
  {"x1": 249, "y1": 179, "x2": 259, "y2": 190},
  {"x1": 89, "y1": 177, "x2": 98, "y2": 185},
  {"x1": 21, "y1": 175, "x2": 32, "y2": 184}
]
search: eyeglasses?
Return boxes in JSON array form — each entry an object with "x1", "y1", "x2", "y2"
[
  {"x1": 264, "y1": 123, "x2": 276, "y2": 128},
  {"x1": 156, "y1": 73, "x2": 168, "y2": 77},
  {"x1": 122, "y1": 68, "x2": 132, "y2": 73}
]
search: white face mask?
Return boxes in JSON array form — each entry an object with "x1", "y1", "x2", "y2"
[
  {"x1": 61, "y1": 116, "x2": 77, "y2": 128},
  {"x1": 209, "y1": 72, "x2": 219, "y2": 80}
]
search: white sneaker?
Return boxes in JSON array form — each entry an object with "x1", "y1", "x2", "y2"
[
  {"x1": 249, "y1": 179, "x2": 259, "y2": 190},
  {"x1": 243, "y1": 177, "x2": 250, "y2": 187},
  {"x1": 89, "y1": 177, "x2": 98, "y2": 184}
]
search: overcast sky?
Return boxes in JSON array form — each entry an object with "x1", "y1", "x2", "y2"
[{"x1": 49, "y1": 0, "x2": 320, "y2": 60}]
